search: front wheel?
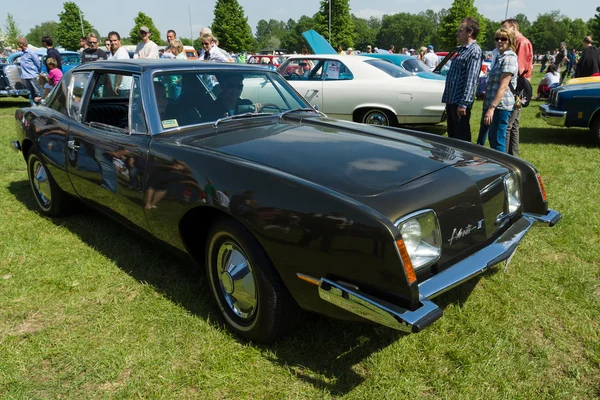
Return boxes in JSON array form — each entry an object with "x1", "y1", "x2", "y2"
[
  {"x1": 27, "y1": 151, "x2": 70, "y2": 217},
  {"x1": 358, "y1": 109, "x2": 397, "y2": 126},
  {"x1": 206, "y1": 217, "x2": 300, "y2": 343}
]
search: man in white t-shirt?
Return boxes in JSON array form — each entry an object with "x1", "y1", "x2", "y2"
[
  {"x1": 134, "y1": 26, "x2": 159, "y2": 59},
  {"x1": 107, "y1": 31, "x2": 132, "y2": 96},
  {"x1": 423, "y1": 45, "x2": 438, "y2": 71}
]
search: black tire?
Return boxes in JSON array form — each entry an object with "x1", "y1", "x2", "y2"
[
  {"x1": 358, "y1": 108, "x2": 397, "y2": 126},
  {"x1": 590, "y1": 115, "x2": 600, "y2": 147},
  {"x1": 27, "y1": 150, "x2": 70, "y2": 217},
  {"x1": 206, "y1": 217, "x2": 300, "y2": 343}
]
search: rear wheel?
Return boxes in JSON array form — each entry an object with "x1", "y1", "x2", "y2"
[
  {"x1": 358, "y1": 109, "x2": 397, "y2": 126},
  {"x1": 206, "y1": 217, "x2": 300, "y2": 343},
  {"x1": 27, "y1": 151, "x2": 69, "y2": 217}
]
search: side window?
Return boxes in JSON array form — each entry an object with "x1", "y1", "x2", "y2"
[
  {"x1": 47, "y1": 76, "x2": 69, "y2": 115},
  {"x1": 324, "y1": 61, "x2": 353, "y2": 81},
  {"x1": 67, "y1": 72, "x2": 92, "y2": 120}
]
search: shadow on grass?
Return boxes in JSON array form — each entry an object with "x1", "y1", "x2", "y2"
[
  {"x1": 8, "y1": 178, "x2": 481, "y2": 396},
  {"x1": 519, "y1": 126, "x2": 596, "y2": 147},
  {"x1": 0, "y1": 98, "x2": 29, "y2": 108}
]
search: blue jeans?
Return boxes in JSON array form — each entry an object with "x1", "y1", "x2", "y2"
[
  {"x1": 476, "y1": 115, "x2": 489, "y2": 146},
  {"x1": 488, "y1": 109, "x2": 511, "y2": 152}
]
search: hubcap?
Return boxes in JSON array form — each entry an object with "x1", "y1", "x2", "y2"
[
  {"x1": 216, "y1": 241, "x2": 257, "y2": 320},
  {"x1": 364, "y1": 111, "x2": 389, "y2": 126},
  {"x1": 32, "y1": 160, "x2": 51, "y2": 208}
]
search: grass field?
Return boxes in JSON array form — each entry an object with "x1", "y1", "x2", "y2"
[{"x1": 0, "y1": 72, "x2": 599, "y2": 399}]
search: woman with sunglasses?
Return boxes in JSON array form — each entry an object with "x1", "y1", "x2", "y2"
[{"x1": 480, "y1": 27, "x2": 518, "y2": 152}]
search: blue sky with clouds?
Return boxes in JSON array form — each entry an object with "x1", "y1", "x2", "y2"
[{"x1": 4, "y1": 0, "x2": 597, "y2": 42}]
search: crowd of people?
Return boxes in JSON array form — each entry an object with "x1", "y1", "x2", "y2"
[{"x1": 14, "y1": 20, "x2": 600, "y2": 157}]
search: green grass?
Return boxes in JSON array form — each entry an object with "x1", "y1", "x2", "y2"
[{"x1": 1, "y1": 79, "x2": 599, "y2": 399}]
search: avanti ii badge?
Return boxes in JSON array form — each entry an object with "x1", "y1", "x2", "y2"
[{"x1": 448, "y1": 219, "x2": 484, "y2": 245}]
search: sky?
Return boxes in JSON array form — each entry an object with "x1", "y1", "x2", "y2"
[{"x1": 3, "y1": 0, "x2": 598, "y2": 42}]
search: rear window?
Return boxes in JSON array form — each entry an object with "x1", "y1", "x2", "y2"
[{"x1": 364, "y1": 59, "x2": 411, "y2": 78}]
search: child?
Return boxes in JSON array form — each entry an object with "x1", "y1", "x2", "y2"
[
  {"x1": 46, "y1": 57, "x2": 63, "y2": 86},
  {"x1": 33, "y1": 74, "x2": 52, "y2": 103}
]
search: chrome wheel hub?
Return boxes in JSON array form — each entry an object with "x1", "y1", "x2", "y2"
[
  {"x1": 364, "y1": 112, "x2": 389, "y2": 125},
  {"x1": 32, "y1": 160, "x2": 51, "y2": 207},
  {"x1": 216, "y1": 241, "x2": 257, "y2": 320}
]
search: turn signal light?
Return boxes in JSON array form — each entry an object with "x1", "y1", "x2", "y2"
[
  {"x1": 536, "y1": 173, "x2": 547, "y2": 202},
  {"x1": 396, "y1": 239, "x2": 417, "y2": 284}
]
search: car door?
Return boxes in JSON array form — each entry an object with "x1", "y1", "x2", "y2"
[
  {"x1": 66, "y1": 71, "x2": 151, "y2": 231},
  {"x1": 286, "y1": 58, "x2": 324, "y2": 111},
  {"x1": 318, "y1": 60, "x2": 355, "y2": 119}
]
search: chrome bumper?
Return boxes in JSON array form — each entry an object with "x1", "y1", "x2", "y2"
[
  {"x1": 0, "y1": 88, "x2": 29, "y2": 97},
  {"x1": 539, "y1": 104, "x2": 566, "y2": 127},
  {"x1": 10, "y1": 140, "x2": 21, "y2": 152},
  {"x1": 316, "y1": 209, "x2": 562, "y2": 333}
]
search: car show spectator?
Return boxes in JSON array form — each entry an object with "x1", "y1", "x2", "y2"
[
  {"x1": 501, "y1": 18, "x2": 532, "y2": 158},
  {"x1": 16, "y1": 37, "x2": 43, "y2": 106},
  {"x1": 555, "y1": 41, "x2": 569, "y2": 83},
  {"x1": 574, "y1": 36, "x2": 600, "y2": 78},
  {"x1": 365, "y1": 45, "x2": 373, "y2": 53},
  {"x1": 81, "y1": 33, "x2": 108, "y2": 64},
  {"x1": 134, "y1": 26, "x2": 159, "y2": 59},
  {"x1": 42, "y1": 36, "x2": 62, "y2": 72},
  {"x1": 479, "y1": 27, "x2": 518, "y2": 153},
  {"x1": 78, "y1": 36, "x2": 88, "y2": 54},
  {"x1": 199, "y1": 33, "x2": 231, "y2": 62},
  {"x1": 442, "y1": 17, "x2": 483, "y2": 143},
  {"x1": 536, "y1": 64, "x2": 560, "y2": 99},
  {"x1": 169, "y1": 39, "x2": 187, "y2": 60},
  {"x1": 162, "y1": 29, "x2": 177, "y2": 59},
  {"x1": 46, "y1": 57, "x2": 62, "y2": 86},
  {"x1": 106, "y1": 31, "x2": 132, "y2": 97},
  {"x1": 104, "y1": 39, "x2": 111, "y2": 52},
  {"x1": 423, "y1": 45, "x2": 438, "y2": 71}
]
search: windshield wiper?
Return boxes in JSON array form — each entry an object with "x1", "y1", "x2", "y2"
[
  {"x1": 213, "y1": 112, "x2": 273, "y2": 128},
  {"x1": 279, "y1": 107, "x2": 325, "y2": 118}
]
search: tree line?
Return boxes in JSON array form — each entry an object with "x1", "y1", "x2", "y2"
[{"x1": 1, "y1": 0, "x2": 599, "y2": 55}]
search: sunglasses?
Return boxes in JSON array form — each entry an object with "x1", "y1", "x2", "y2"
[
  {"x1": 221, "y1": 83, "x2": 243, "y2": 90},
  {"x1": 88, "y1": 41, "x2": 98, "y2": 44},
  {"x1": 495, "y1": 37, "x2": 508, "y2": 42},
  {"x1": 201, "y1": 42, "x2": 211, "y2": 46}
]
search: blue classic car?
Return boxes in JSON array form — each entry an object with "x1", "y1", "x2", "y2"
[
  {"x1": 539, "y1": 83, "x2": 600, "y2": 145},
  {"x1": 8, "y1": 49, "x2": 81, "y2": 73}
]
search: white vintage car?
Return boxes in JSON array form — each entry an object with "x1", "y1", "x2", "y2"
[{"x1": 277, "y1": 54, "x2": 446, "y2": 126}]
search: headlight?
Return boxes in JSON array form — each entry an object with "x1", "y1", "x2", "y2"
[
  {"x1": 395, "y1": 210, "x2": 442, "y2": 271},
  {"x1": 504, "y1": 173, "x2": 521, "y2": 214}
]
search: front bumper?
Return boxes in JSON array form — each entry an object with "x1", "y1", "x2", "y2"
[
  {"x1": 539, "y1": 104, "x2": 566, "y2": 127},
  {"x1": 314, "y1": 209, "x2": 562, "y2": 333},
  {"x1": 0, "y1": 88, "x2": 29, "y2": 97}
]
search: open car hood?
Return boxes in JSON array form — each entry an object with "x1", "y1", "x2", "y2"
[
  {"x1": 302, "y1": 30, "x2": 337, "y2": 55},
  {"x1": 191, "y1": 119, "x2": 478, "y2": 197}
]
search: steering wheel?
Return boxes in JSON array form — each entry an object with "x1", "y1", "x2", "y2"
[
  {"x1": 257, "y1": 103, "x2": 283, "y2": 113},
  {"x1": 289, "y1": 73, "x2": 301, "y2": 80}
]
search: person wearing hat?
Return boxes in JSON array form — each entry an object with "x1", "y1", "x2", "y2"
[
  {"x1": 134, "y1": 26, "x2": 159, "y2": 59},
  {"x1": 574, "y1": 36, "x2": 600, "y2": 78},
  {"x1": 423, "y1": 45, "x2": 438, "y2": 71},
  {"x1": 365, "y1": 45, "x2": 372, "y2": 53}
]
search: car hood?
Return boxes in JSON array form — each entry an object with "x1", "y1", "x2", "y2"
[
  {"x1": 187, "y1": 118, "x2": 485, "y2": 197},
  {"x1": 554, "y1": 82, "x2": 600, "y2": 93}
]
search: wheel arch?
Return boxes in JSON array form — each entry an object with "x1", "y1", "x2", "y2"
[{"x1": 352, "y1": 106, "x2": 398, "y2": 126}]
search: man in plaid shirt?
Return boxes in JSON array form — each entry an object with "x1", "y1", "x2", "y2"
[{"x1": 442, "y1": 17, "x2": 483, "y2": 142}]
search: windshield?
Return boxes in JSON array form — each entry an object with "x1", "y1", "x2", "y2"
[
  {"x1": 152, "y1": 70, "x2": 310, "y2": 131},
  {"x1": 364, "y1": 59, "x2": 411, "y2": 78}
]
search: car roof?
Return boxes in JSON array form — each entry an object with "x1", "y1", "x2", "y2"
[{"x1": 73, "y1": 59, "x2": 274, "y2": 74}]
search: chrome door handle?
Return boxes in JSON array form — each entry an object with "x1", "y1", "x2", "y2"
[{"x1": 67, "y1": 140, "x2": 80, "y2": 151}]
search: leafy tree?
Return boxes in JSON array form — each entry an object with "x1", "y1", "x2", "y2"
[
  {"x1": 438, "y1": 0, "x2": 486, "y2": 51},
  {"x1": 25, "y1": 21, "x2": 58, "y2": 48},
  {"x1": 418, "y1": 10, "x2": 442, "y2": 49},
  {"x1": 55, "y1": 2, "x2": 94, "y2": 51},
  {"x1": 212, "y1": 0, "x2": 255, "y2": 53},
  {"x1": 129, "y1": 12, "x2": 163, "y2": 46},
  {"x1": 280, "y1": 16, "x2": 315, "y2": 53},
  {"x1": 352, "y1": 15, "x2": 380, "y2": 52},
  {"x1": 565, "y1": 18, "x2": 588, "y2": 50},
  {"x1": 180, "y1": 38, "x2": 192, "y2": 46},
  {"x1": 313, "y1": 0, "x2": 354, "y2": 49},
  {"x1": 589, "y1": 7, "x2": 600, "y2": 43},
  {"x1": 528, "y1": 11, "x2": 568, "y2": 53},
  {"x1": 4, "y1": 13, "x2": 23, "y2": 49},
  {"x1": 376, "y1": 13, "x2": 436, "y2": 52},
  {"x1": 255, "y1": 19, "x2": 286, "y2": 50}
]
